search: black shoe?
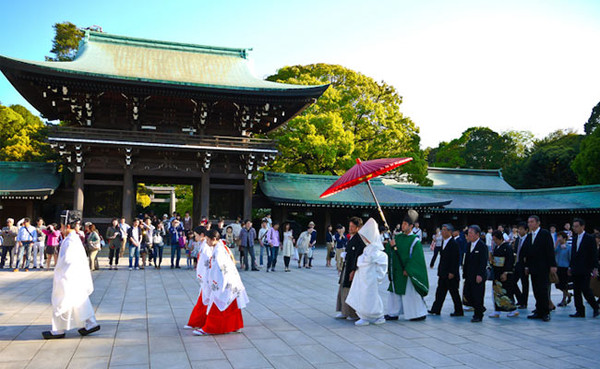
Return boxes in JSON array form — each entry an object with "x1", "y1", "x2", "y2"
[
  {"x1": 594, "y1": 309, "x2": 599, "y2": 318},
  {"x1": 384, "y1": 315, "x2": 398, "y2": 321},
  {"x1": 427, "y1": 310, "x2": 440, "y2": 315},
  {"x1": 251, "y1": 268, "x2": 259, "y2": 271},
  {"x1": 569, "y1": 313, "x2": 585, "y2": 318},
  {"x1": 410, "y1": 316, "x2": 426, "y2": 321},
  {"x1": 266, "y1": 269, "x2": 269, "y2": 273},
  {"x1": 527, "y1": 313, "x2": 541, "y2": 320},
  {"x1": 78, "y1": 325, "x2": 101, "y2": 336},
  {"x1": 42, "y1": 331, "x2": 65, "y2": 339},
  {"x1": 450, "y1": 312, "x2": 464, "y2": 317},
  {"x1": 542, "y1": 315, "x2": 551, "y2": 322},
  {"x1": 170, "y1": 265, "x2": 174, "y2": 269},
  {"x1": 471, "y1": 317, "x2": 482, "y2": 323},
  {"x1": 175, "y1": 266, "x2": 181, "y2": 269}
]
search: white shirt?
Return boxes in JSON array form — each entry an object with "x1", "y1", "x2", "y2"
[
  {"x1": 442, "y1": 236, "x2": 451, "y2": 250},
  {"x1": 576, "y1": 231, "x2": 585, "y2": 252},
  {"x1": 119, "y1": 223, "x2": 130, "y2": 238},
  {"x1": 530, "y1": 227, "x2": 540, "y2": 243},
  {"x1": 485, "y1": 233, "x2": 493, "y2": 247},
  {"x1": 470, "y1": 241, "x2": 477, "y2": 253},
  {"x1": 413, "y1": 228, "x2": 422, "y2": 240}
]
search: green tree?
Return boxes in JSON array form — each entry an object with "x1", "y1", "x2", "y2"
[
  {"x1": 46, "y1": 22, "x2": 84, "y2": 61},
  {"x1": 572, "y1": 127, "x2": 600, "y2": 184},
  {"x1": 584, "y1": 101, "x2": 600, "y2": 135},
  {"x1": 266, "y1": 64, "x2": 431, "y2": 185},
  {"x1": 0, "y1": 104, "x2": 53, "y2": 161}
]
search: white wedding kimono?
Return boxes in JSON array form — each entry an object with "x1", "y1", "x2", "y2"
[
  {"x1": 196, "y1": 240, "x2": 211, "y2": 298},
  {"x1": 51, "y1": 231, "x2": 97, "y2": 333},
  {"x1": 346, "y1": 218, "x2": 388, "y2": 321},
  {"x1": 205, "y1": 241, "x2": 249, "y2": 313}
]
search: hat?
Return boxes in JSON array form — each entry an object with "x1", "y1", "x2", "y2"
[
  {"x1": 403, "y1": 209, "x2": 418, "y2": 225},
  {"x1": 308, "y1": 221, "x2": 315, "y2": 227}
]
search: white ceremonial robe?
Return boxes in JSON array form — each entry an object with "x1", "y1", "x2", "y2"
[
  {"x1": 206, "y1": 241, "x2": 249, "y2": 313},
  {"x1": 387, "y1": 280, "x2": 428, "y2": 320},
  {"x1": 51, "y1": 231, "x2": 96, "y2": 332},
  {"x1": 345, "y1": 218, "x2": 388, "y2": 321},
  {"x1": 196, "y1": 240, "x2": 211, "y2": 297}
]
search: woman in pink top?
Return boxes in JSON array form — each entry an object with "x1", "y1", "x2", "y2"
[{"x1": 43, "y1": 223, "x2": 61, "y2": 268}]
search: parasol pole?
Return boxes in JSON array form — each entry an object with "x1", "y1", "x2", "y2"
[{"x1": 365, "y1": 179, "x2": 389, "y2": 231}]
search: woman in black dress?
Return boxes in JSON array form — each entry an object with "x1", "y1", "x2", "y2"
[{"x1": 489, "y1": 230, "x2": 518, "y2": 318}]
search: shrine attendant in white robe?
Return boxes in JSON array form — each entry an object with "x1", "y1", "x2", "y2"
[
  {"x1": 345, "y1": 218, "x2": 388, "y2": 326},
  {"x1": 193, "y1": 229, "x2": 249, "y2": 336},
  {"x1": 42, "y1": 210, "x2": 100, "y2": 339},
  {"x1": 185, "y1": 226, "x2": 210, "y2": 329}
]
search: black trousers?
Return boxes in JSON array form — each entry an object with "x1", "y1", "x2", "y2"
[
  {"x1": 430, "y1": 246, "x2": 441, "y2": 268},
  {"x1": 431, "y1": 276, "x2": 463, "y2": 314},
  {"x1": 514, "y1": 265, "x2": 529, "y2": 306},
  {"x1": 283, "y1": 256, "x2": 291, "y2": 268},
  {"x1": 463, "y1": 279, "x2": 485, "y2": 318},
  {"x1": 572, "y1": 273, "x2": 599, "y2": 315},
  {"x1": 531, "y1": 273, "x2": 550, "y2": 317},
  {"x1": 108, "y1": 247, "x2": 119, "y2": 265}
]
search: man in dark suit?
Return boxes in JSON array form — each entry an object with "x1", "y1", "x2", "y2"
[
  {"x1": 335, "y1": 217, "x2": 365, "y2": 320},
  {"x1": 429, "y1": 224, "x2": 463, "y2": 316},
  {"x1": 523, "y1": 215, "x2": 556, "y2": 322},
  {"x1": 513, "y1": 222, "x2": 530, "y2": 308},
  {"x1": 568, "y1": 218, "x2": 599, "y2": 318},
  {"x1": 452, "y1": 229, "x2": 467, "y2": 268},
  {"x1": 462, "y1": 225, "x2": 488, "y2": 322}
]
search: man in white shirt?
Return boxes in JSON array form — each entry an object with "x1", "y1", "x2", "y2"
[
  {"x1": 258, "y1": 220, "x2": 269, "y2": 267},
  {"x1": 485, "y1": 227, "x2": 493, "y2": 250},
  {"x1": 118, "y1": 218, "x2": 130, "y2": 257},
  {"x1": 15, "y1": 218, "x2": 37, "y2": 272},
  {"x1": 412, "y1": 222, "x2": 423, "y2": 240}
]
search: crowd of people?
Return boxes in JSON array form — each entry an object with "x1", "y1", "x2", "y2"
[{"x1": 334, "y1": 213, "x2": 600, "y2": 326}]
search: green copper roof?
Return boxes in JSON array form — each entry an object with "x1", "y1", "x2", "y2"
[
  {"x1": 259, "y1": 172, "x2": 452, "y2": 208},
  {"x1": 0, "y1": 31, "x2": 327, "y2": 94},
  {"x1": 392, "y1": 167, "x2": 515, "y2": 191},
  {"x1": 0, "y1": 162, "x2": 60, "y2": 199}
]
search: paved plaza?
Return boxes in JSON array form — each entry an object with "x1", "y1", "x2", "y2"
[{"x1": 0, "y1": 248, "x2": 599, "y2": 369}]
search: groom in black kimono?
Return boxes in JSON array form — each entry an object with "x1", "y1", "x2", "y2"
[{"x1": 335, "y1": 217, "x2": 365, "y2": 320}]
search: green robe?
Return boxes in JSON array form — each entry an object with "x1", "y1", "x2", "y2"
[{"x1": 385, "y1": 233, "x2": 429, "y2": 297}]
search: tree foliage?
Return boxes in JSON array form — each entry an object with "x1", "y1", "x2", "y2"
[
  {"x1": 266, "y1": 64, "x2": 431, "y2": 185},
  {"x1": 572, "y1": 127, "x2": 600, "y2": 184},
  {"x1": 584, "y1": 101, "x2": 600, "y2": 135},
  {"x1": 0, "y1": 104, "x2": 53, "y2": 161},
  {"x1": 46, "y1": 22, "x2": 84, "y2": 61}
]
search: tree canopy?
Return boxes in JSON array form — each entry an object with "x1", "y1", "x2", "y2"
[
  {"x1": 0, "y1": 104, "x2": 53, "y2": 162},
  {"x1": 46, "y1": 21, "x2": 84, "y2": 61},
  {"x1": 584, "y1": 101, "x2": 600, "y2": 135},
  {"x1": 266, "y1": 64, "x2": 431, "y2": 185},
  {"x1": 572, "y1": 127, "x2": 600, "y2": 185}
]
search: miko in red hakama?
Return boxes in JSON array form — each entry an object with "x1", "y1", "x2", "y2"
[{"x1": 187, "y1": 292, "x2": 244, "y2": 334}]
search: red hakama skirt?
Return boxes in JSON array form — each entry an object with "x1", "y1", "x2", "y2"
[{"x1": 187, "y1": 292, "x2": 244, "y2": 334}]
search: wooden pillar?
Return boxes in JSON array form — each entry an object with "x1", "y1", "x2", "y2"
[
  {"x1": 73, "y1": 168, "x2": 84, "y2": 213},
  {"x1": 193, "y1": 180, "x2": 201, "y2": 225},
  {"x1": 122, "y1": 167, "x2": 133, "y2": 223},
  {"x1": 243, "y1": 178, "x2": 252, "y2": 221},
  {"x1": 201, "y1": 172, "x2": 210, "y2": 219}
]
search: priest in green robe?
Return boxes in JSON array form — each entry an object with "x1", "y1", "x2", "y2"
[{"x1": 384, "y1": 212, "x2": 429, "y2": 321}]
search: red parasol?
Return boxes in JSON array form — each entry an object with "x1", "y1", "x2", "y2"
[{"x1": 320, "y1": 157, "x2": 412, "y2": 229}]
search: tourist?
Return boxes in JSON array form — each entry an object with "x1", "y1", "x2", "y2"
[
  {"x1": 306, "y1": 222, "x2": 317, "y2": 269},
  {"x1": 462, "y1": 225, "x2": 488, "y2": 322},
  {"x1": 239, "y1": 220, "x2": 258, "y2": 271},
  {"x1": 384, "y1": 212, "x2": 428, "y2": 322},
  {"x1": 42, "y1": 210, "x2": 100, "y2": 340},
  {"x1": 106, "y1": 218, "x2": 121, "y2": 270},
  {"x1": 1, "y1": 218, "x2": 18, "y2": 269},
  {"x1": 42, "y1": 224, "x2": 61, "y2": 269},
  {"x1": 514, "y1": 222, "x2": 529, "y2": 309},
  {"x1": 524, "y1": 215, "x2": 556, "y2": 322},
  {"x1": 223, "y1": 226, "x2": 235, "y2": 250},
  {"x1": 188, "y1": 228, "x2": 204, "y2": 270},
  {"x1": 497, "y1": 225, "x2": 510, "y2": 242},
  {"x1": 334, "y1": 225, "x2": 347, "y2": 273},
  {"x1": 16, "y1": 217, "x2": 37, "y2": 272},
  {"x1": 554, "y1": 232, "x2": 572, "y2": 307},
  {"x1": 118, "y1": 218, "x2": 130, "y2": 257},
  {"x1": 161, "y1": 214, "x2": 170, "y2": 246},
  {"x1": 183, "y1": 211, "x2": 193, "y2": 232},
  {"x1": 128, "y1": 218, "x2": 143, "y2": 271},
  {"x1": 33, "y1": 218, "x2": 46, "y2": 269},
  {"x1": 335, "y1": 217, "x2": 365, "y2": 321},
  {"x1": 169, "y1": 219, "x2": 185, "y2": 269},
  {"x1": 429, "y1": 224, "x2": 463, "y2": 317},
  {"x1": 153, "y1": 222, "x2": 166, "y2": 269},
  {"x1": 345, "y1": 218, "x2": 388, "y2": 326},
  {"x1": 452, "y1": 228, "x2": 467, "y2": 267},
  {"x1": 141, "y1": 217, "x2": 155, "y2": 269},
  {"x1": 265, "y1": 222, "x2": 280, "y2": 272},
  {"x1": 258, "y1": 220, "x2": 269, "y2": 267},
  {"x1": 564, "y1": 222, "x2": 573, "y2": 247},
  {"x1": 412, "y1": 221, "x2": 423, "y2": 240},
  {"x1": 485, "y1": 226, "x2": 493, "y2": 251},
  {"x1": 549, "y1": 225, "x2": 558, "y2": 245},
  {"x1": 296, "y1": 227, "x2": 310, "y2": 269},
  {"x1": 192, "y1": 229, "x2": 248, "y2": 336},
  {"x1": 281, "y1": 223, "x2": 295, "y2": 272},
  {"x1": 429, "y1": 227, "x2": 443, "y2": 268},
  {"x1": 325, "y1": 225, "x2": 334, "y2": 268},
  {"x1": 216, "y1": 219, "x2": 225, "y2": 236},
  {"x1": 186, "y1": 226, "x2": 209, "y2": 330},
  {"x1": 489, "y1": 230, "x2": 518, "y2": 318},
  {"x1": 86, "y1": 223, "x2": 101, "y2": 271},
  {"x1": 568, "y1": 218, "x2": 599, "y2": 318}
]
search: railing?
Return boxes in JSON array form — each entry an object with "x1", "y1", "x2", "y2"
[{"x1": 47, "y1": 126, "x2": 277, "y2": 151}]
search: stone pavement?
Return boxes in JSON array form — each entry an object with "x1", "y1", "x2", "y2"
[{"x1": 0, "y1": 247, "x2": 599, "y2": 369}]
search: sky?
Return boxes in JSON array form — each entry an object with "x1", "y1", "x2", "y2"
[{"x1": 1, "y1": 0, "x2": 599, "y2": 148}]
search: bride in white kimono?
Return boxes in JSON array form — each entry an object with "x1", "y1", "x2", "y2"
[
  {"x1": 345, "y1": 218, "x2": 389, "y2": 326},
  {"x1": 42, "y1": 210, "x2": 100, "y2": 339}
]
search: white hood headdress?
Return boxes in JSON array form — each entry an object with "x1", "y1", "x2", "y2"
[{"x1": 359, "y1": 218, "x2": 384, "y2": 251}]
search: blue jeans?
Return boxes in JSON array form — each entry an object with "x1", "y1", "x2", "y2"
[
  {"x1": 243, "y1": 245, "x2": 256, "y2": 270},
  {"x1": 259, "y1": 245, "x2": 265, "y2": 265},
  {"x1": 267, "y1": 246, "x2": 279, "y2": 269},
  {"x1": 17, "y1": 242, "x2": 33, "y2": 269},
  {"x1": 171, "y1": 245, "x2": 181, "y2": 267},
  {"x1": 154, "y1": 245, "x2": 164, "y2": 266},
  {"x1": 128, "y1": 244, "x2": 140, "y2": 268}
]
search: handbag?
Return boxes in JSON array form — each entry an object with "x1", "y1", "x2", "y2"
[
  {"x1": 590, "y1": 276, "x2": 600, "y2": 298},
  {"x1": 178, "y1": 235, "x2": 187, "y2": 248},
  {"x1": 549, "y1": 270, "x2": 560, "y2": 284},
  {"x1": 292, "y1": 248, "x2": 299, "y2": 261}
]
